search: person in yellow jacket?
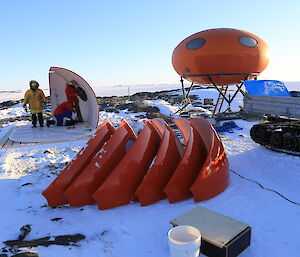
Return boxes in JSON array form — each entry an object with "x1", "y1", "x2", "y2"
[{"x1": 23, "y1": 80, "x2": 46, "y2": 128}]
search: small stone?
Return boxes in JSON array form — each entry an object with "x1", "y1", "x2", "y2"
[
  {"x1": 50, "y1": 218, "x2": 62, "y2": 221},
  {"x1": 11, "y1": 252, "x2": 39, "y2": 257}
]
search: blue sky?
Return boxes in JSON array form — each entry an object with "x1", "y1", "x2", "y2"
[{"x1": 1, "y1": 0, "x2": 300, "y2": 90}]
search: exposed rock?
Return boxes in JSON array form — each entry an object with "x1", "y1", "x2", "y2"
[
  {"x1": 0, "y1": 100, "x2": 22, "y2": 109},
  {"x1": 4, "y1": 234, "x2": 85, "y2": 248},
  {"x1": 116, "y1": 102, "x2": 159, "y2": 113},
  {"x1": 11, "y1": 252, "x2": 38, "y2": 257},
  {"x1": 50, "y1": 218, "x2": 62, "y2": 222}
]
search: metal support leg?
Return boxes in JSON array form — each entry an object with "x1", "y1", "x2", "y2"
[
  {"x1": 206, "y1": 76, "x2": 230, "y2": 103},
  {"x1": 175, "y1": 77, "x2": 194, "y2": 115}
]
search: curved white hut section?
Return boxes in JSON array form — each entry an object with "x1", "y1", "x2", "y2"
[{"x1": 49, "y1": 67, "x2": 99, "y2": 129}]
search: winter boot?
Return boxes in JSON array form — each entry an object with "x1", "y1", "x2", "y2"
[
  {"x1": 63, "y1": 117, "x2": 75, "y2": 126},
  {"x1": 46, "y1": 119, "x2": 56, "y2": 127}
]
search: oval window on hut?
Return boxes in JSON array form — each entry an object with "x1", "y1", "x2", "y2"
[
  {"x1": 239, "y1": 36, "x2": 258, "y2": 47},
  {"x1": 186, "y1": 38, "x2": 206, "y2": 50}
]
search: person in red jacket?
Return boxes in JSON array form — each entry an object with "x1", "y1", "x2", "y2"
[
  {"x1": 65, "y1": 80, "x2": 83, "y2": 122},
  {"x1": 46, "y1": 101, "x2": 76, "y2": 127}
]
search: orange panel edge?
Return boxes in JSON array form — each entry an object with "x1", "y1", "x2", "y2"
[
  {"x1": 42, "y1": 121, "x2": 115, "y2": 207},
  {"x1": 189, "y1": 118, "x2": 230, "y2": 202},
  {"x1": 92, "y1": 120, "x2": 162, "y2": 210}
]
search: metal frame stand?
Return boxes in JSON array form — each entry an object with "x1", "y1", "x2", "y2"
[
  {"x1": 177, "y1": 73, "x2": 258, "y2": 116},
  {"x1": 174, "y1": 77, "x2": 194, "y2": 115}
]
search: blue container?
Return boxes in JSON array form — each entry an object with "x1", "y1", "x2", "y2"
[{"x1": 244, "y1": 80, "x2": 291, "y2": 97}]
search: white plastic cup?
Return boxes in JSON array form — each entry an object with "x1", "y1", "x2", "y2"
[{"x1": 168, "y1": 225, "x2": 201, "y2": 257}]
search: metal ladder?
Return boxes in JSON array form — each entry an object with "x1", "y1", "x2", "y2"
[{"x1": 213, "y1": 86, "x2": 229, "y2": 114}]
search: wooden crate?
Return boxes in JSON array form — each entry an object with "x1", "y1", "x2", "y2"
[
  {"x1": 204, "y1": 98, "x2": 214, "y2": 105},
  {"x1": 170, "y1": 206, "x2": 251, "y2": 257}
]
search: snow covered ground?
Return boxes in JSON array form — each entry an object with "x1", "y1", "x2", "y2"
[
  {"x1": 0, "y1": 87, "x2": 299, "y2": 257},
  {"x1": 0, "y1": 104, "x2": 28, "y2": 120},
  {"x1": 0, "y1": 91, "x2": 27, "y2": 103}
]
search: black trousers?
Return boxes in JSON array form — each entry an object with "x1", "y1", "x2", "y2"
[
  {"x1": 32, "y1": 113, "x2": 44, "y2": 127},
  {"x1": 74, "y1": 103, "x2": 83, "y2": 122}
]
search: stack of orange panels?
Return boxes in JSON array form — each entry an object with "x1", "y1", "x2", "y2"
[{"x1": 42, "y1": 117, "x2": 229, "y2": 210}]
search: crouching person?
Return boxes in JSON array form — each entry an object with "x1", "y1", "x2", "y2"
[
  {"x1": 24, "y1": 80, "x2": 46, "y2": 128},
  {"x1": 47, "y1": 101, "x2": 77, "y2": 127}
]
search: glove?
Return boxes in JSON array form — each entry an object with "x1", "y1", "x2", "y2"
[{"x1": 23, "y1": 104, "x2": 28, "y2": 112}]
